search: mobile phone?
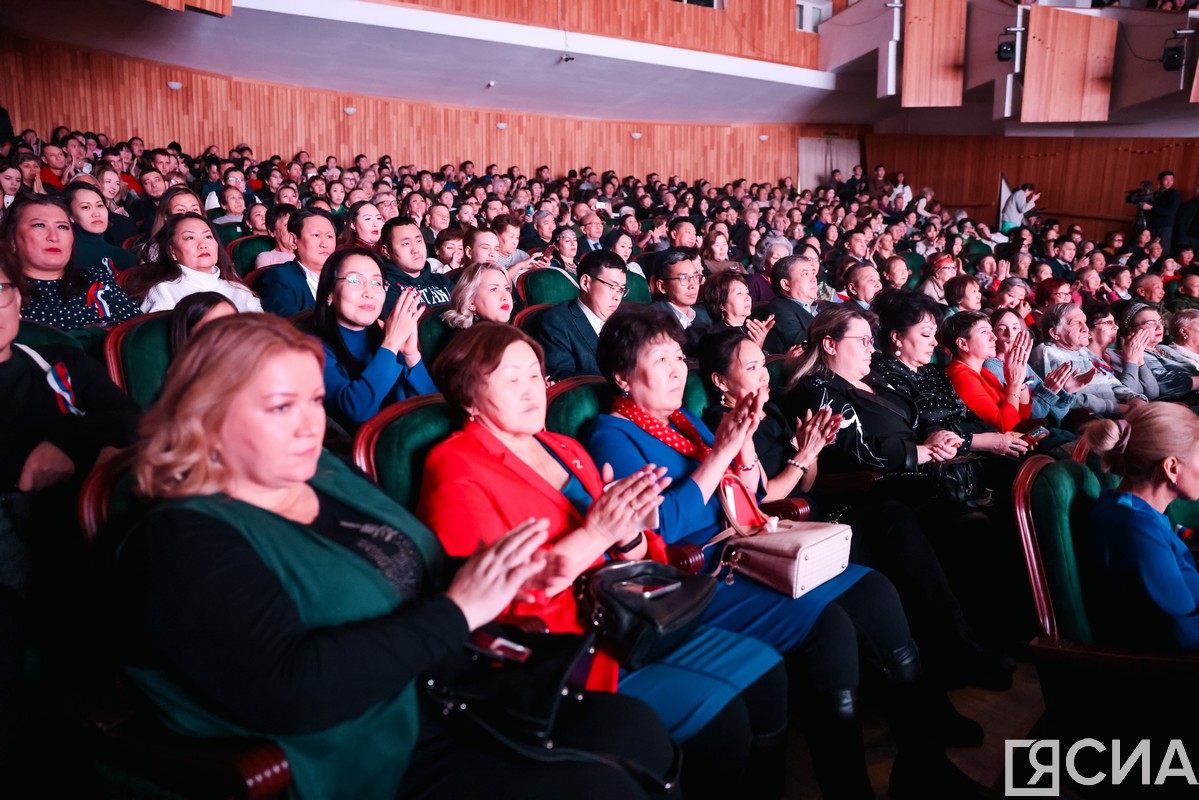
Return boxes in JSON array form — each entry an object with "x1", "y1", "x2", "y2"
[
  {"x1": 615, "y1": 577, "x2": 681, "y2": 599},
  {"x1": 470, "y1": 630, "x2": 532, "y2": 663},
  {"x1": 1022, "y1": 426, "x2": 1051, "y2": 445}
]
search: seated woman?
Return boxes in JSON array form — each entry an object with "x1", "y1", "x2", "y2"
[
  {"x1": 976, "y1": 308, "x2": 1091, "y2": 427},
  {"x1": 336, "y1": 200, "x2": 384, "y2": 251},
  {"x1": 916, "y1": 252, "x2": 956, "y2": 305},
  {"x1": 245, "y1": 202, "x2": 268, "y2": 237},
  {"x1": 418, "y1": 325, "x2": 788, "y2": 800},
  {"x1": 1158, "y1": 309, "x2": 1199, "y2": 373},
  {"x1": 256, "y1": 203, "x2": 299, "y2": 271},
  {"x1": 700, "y1": 231, "x2": 738, "y2": 276},
  {"x1": 1083, "y1": 403, "x2": 1199, "y2": 651},
  {"x1": 119, "y1": 313, "x2": 678, "y2": 800},
  {"x1": 313, "y1": 247, "x2": 436, "y2": 430},
  {"x1": 443, "y1": 262, "x2": 514, "y2": 329},
  {"x1": 601, "y1": 229, "x2": 640, "y2": 276},
  {"x1": 547, "y1": 226, "x2": 579, "y2": 277},
  {"x1": 429, "y1": 228, "x2": 464, "y2": 274},
  {"x1": 699, "y1": 271, "x2": 773, "y2": 350},
  {"x1": 126, "y1": 213, "x2": 262, "y2": 314},
  {"x1": 747, "y1": 235, "x2": 791, "y2": 305},
  {"x1": 62, "y1": 182, "x2": 134, "y2": 274},
  {"x1": 1030, "y1": 277, "x2": 1072, "y2": 328},
  {"x1": 167, "y1": 291, "x2": 236, "y2": 358},
  {"x1": 1109, "y1": 303, "x2": 1199, "y2": 403},
  {"x1": 584, "y1": 305, "x2": 985, "y2": 800},
  {"x1": 90, "y1": 163, "x2": 137, "y2": 246},
  {"x1": 137, "y1": 186, "x2": 205, "y2": 262},
  {"x1": 0, "y1": 195, "x2": 140, "y2": 331}
]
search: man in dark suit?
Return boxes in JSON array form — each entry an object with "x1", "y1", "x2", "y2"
[
  {"x1": 759, "y1": 252, "x2": 820, "y2": 353},
  {"x1": 537, "y1": 250, "x2": 628, "y2": 381},
  {"x1": 578, "y1": 213, "x2": 605, "y2": 253},
  {"x1": 258, "y1": 209, "x2": 336, "y2": 317},
  {"x1": 648, "y1": 248, "x2": 712, "y2": 356}
]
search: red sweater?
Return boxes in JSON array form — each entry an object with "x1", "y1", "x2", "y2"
[{"x1": 945, "y1": 360, "x2": 1030, "y2": 431}]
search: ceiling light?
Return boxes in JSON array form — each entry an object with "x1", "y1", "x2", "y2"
[
  {"x1": 344, "y1": 107, "x2": 357, "y2": 115},
  {"x1": 166, "y1": 81, "x2": 183, "y2": 90},
  {"x1": 496, "y1": 122, "x2": 508, "y2": 130},
  {"x1": 631, "y1": 132, "x2": 642, "y2": 140},
  {"x1": 759, "y1": 134, "x2": 769, "y2": 142}
]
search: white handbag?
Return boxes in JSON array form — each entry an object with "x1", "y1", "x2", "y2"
[{"x1": 706, "y1": 473, "x2": 852, "y2": 599}]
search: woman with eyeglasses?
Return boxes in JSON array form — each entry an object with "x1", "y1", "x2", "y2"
[
  {"x1": 1109, "y1": 303, "x2": 1199, "y2": 403},
  {"x1": 916, "y1": 252, "x2": 958, "y2": 305},
  {"x1": 313, "y1": 247, "x2": 436, "y2": 431},
  {"x1": 548, "y1": 226, "x2": 579, "y2": 276}
]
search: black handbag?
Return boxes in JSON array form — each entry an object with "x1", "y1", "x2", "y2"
[
  {"x1": 573, "y1": 560, "x2": 716, "y2": 671},
  {"x1": 885, "y1": 455, "x2": 992, "y2": 510}
]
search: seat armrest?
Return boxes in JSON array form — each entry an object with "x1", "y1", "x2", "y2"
[{"x1": 760, "y1": 498, "x2": 812, "y2": 521}]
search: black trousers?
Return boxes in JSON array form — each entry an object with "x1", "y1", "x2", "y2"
[{"x1": 400, "y1": 691, "x2": 678, "y2": 800}]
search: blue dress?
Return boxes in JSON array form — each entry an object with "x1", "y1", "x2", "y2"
[
  {"x1": 1088, "y1": 491, "x2": 1199, "y2": 651},
  {"x1": 584, "y1": 412, "x2": 869, "y2": 651},
  {"x1": 543, "y1": 443, "x2": 781, "y2": 742},
  {"x1": 322, "y1": 325, "x2": 437, "y2": 429}
]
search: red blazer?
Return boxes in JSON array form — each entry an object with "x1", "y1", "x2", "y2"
[
  {"x1": 417, "y1": 421, "x2": 668, "y2": 690},
  {"x1": 945, "y1": 359, "x2": 1030, "y2": 431}
]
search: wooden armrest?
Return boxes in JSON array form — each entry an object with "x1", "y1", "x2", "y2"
[
  {"x1": 813, "y1": 471, "x2": 884, "y2": 493},
  {"x1": 666, "y1": 544, "x2": 705, "y2": 574},
  {"x1": 760, "y1": 498, "x2": 812, "y2": 522},
  {"x1": 1027, "y1": 635, "x2": 1199, "y2": 674}
]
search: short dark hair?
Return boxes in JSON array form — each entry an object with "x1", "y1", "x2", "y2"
[
  {"x1": 265, "y1": 202, "x2": 297, "y2": 232},
  {"x1": 944, "y1": 274, "x2": 978, "y2": 307},
  {"x1": 287, "y1": 208, "x2": 334, "y2": 239},
  {"x1": 873, "y1": 289, "x2": 943, "y2": 352},
  {"x1": 941, "y1": 310, "x2": 989, "y2": 356},
  {"x1": 595, "y1": 305, "x2": 687, "y2": 392},
  {"x1": 432, "y1": 324, "x2": 546, "y2": 411},
  {"x1": 490, "y1": 213, "x2": 520, "y2": 236},
  {"x1": 169, "y1": 291, "x2": 237, "y2": 358},
  {"x1": 698, "y1": 327, "x2": 752, "y2": 393},
  {"x1": 700, "y1": 271, "x2": 749, "y2": 321},
  {"x1": 577, "y1": 249, "x2": 626, "y2": 280}
]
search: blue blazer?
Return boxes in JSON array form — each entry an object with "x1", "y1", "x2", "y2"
[
  {"x1": 537, "y1": 300, "x2": 601, "y2": 381},
  {"x1": 258, "y1": 261, "x2": 316, "y2": 318}
]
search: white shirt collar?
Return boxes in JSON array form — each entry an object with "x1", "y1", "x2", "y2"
[
  {"x1": 576, "y1": 299, "x2": 605, "y2": 335},
  {"x1": 298, "y1": 261, "x2": 320, "y2": 299}
]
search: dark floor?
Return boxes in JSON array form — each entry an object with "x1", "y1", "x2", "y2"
[{"x1": 785, "y1": 662, "x2": 1047, "y2": 798}]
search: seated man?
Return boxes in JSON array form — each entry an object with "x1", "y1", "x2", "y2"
[
  {"x1": 257, "y1": 209, "x2": 336, "y2": 317},
  {"x1": 1030, "y1": 302, "x2": 1146, "y2": 418},
  {"x1": 378, "y1": 215, "x2": 453, "y2": 310},
  {"x1": 537, "y1": 250, "x2": 627, "y2": 381},
  {"x1": 1130, "y1": 273, "x2": 1166, "y2": 308},
  {"x1": 844, "y1": 262, "x2": 883, "y2": 310},
  {"x1": 759, "y1": 252, "x2": 820, "y2": 353},
  {"x1": 649, "y1": 247, "x2": 711, "y2": 332},
  {"x1": 255, "y1": 203, "x2": 299, "y2": 270},
  {"x1": 1165, "y1": 271, "x2": 1199, "y2": 315}
]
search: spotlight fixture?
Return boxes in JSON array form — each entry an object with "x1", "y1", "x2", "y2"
[
  {"x1": 343, "y1": 107, "x2": 357, "y2": 115},
  {"x1": 631, "y1": 132, "x2": 642, "y2": 140},
  {"x1": 166, "y1": 80, "x2": 183, "y2": 90},
  {"x1": 759, "y1": 134, "x2": 770, "y2": 142},
  {"x1": 496, "y1": 122, "x2": 508, "y2": 130},
  {"x1": 996, "y1": 40, "x2": 1016, "y2": 62}
]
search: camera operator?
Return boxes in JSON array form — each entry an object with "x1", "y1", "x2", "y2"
[
  {"x1": 1138, "y1": 171, "x2": 1181, "y2": 252},
  {"x1": 1001, "y1": 182, "x2": 1039, "y2": 233}
]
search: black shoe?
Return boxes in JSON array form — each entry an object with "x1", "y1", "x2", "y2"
[{"x1": 890, "y1": 749, "x2": 995, "y2": 800}]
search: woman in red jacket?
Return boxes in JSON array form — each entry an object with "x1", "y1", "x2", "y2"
[
  {"x1": 943, "y1": 310, "x2": 1032, "y2": 431},
  {"x1": 417, "y1": 323, "x2": 788, "y2": 800}
]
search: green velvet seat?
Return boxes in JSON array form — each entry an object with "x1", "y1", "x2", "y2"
[
  {"x1": 353, "y1": 395, "x2": 459, "y2": 511},
  {"x1": 624, "y1": 272, "x2": 652, "y2": 305},
  {"x1": 104, "y1": 312, "x2": 172, "y2": 410},
  {"x1": 15, "y1": 320, "x2": 84, "y2": 351},
  {"x1": 545, "y1": 377, "x2": 610, "y2": 442},
  {"x1": 900, "y1": 251, "x2": 926, "y2": 276},
  {"x1": 216, "y1": 222, "x2": 249, "y2": 247},
  {"x1": 518, "y1": 268, "x2": 578, "y2": 307},
  {"x1": 417, "y1": 306, "x2": 456, "y2": 367},
  {"x1": 514, "y1": 303, "x2": 553, "y2": 339},
  {"x1": 682, "y1": 370, "x2": 713, "y2": 419},
  {"x1": 229, "y1": 235, "x2": 275, "y2": 277}
]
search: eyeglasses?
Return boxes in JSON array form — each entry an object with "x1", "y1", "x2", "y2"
[
  {"x1": 838, "y1": 334, "x2": 875, "y2": 348},
  {"x1": 1134, "y1": 318, "x2": 1164, "y2": 329},
  {"x1": 664, "y1": 273, "x2": 704, "y2": 286},
  {"x1": 0, "y1": 282, "x2": 14, "y2": 309},
  {"x1": 337, "y1": 275, "x2": 388, "y2": 292},
  {"x1": 589, "y1": 275, "x2": 628, "y2": 296}
]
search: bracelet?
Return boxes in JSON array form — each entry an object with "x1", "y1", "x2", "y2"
[
  {"x1": 736, "y1": 458, "x2": 759, "y2": 472},
  {"x1": 786, "y1": 458, "x2": 809, "y2": 473},
  {"x1": 609, "y1": 532, "x2": 644, "y2": 555}
]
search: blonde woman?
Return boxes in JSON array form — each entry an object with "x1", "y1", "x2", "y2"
[{"x1": 442, "y1": 262, "x2": 513, "y2": 328}]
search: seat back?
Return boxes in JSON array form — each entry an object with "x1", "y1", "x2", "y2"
[
  {"x1": 513, "y1": 303, "x2": 553, "y2": 338},
  {"x1": 15, "y1": 319, "x2": 84, "y2": 351},
  {"x1": 765, "y1": 354, "x2": 791, "y2": 390},
  {"x1": 518, "y1": 268, "x2": 579, "y2": 306},
  {"x1": 228, "y1": 235, "x2": 275, "y2": 277},
  {"x1": 105, "y1": 312, "x2": 173, "y2": 410},
  {"x1": 418, "y1": 305, "x2": 455, "y2": 366},
  {"x1": 353, "y1": 395, "x2": 458, "y2": 511},
  {"x1": 78, "y1": 449, "x2": 143, "y2": 548},
  {"x1": 624, "y1": 272, "x2": 652, "y2": 304},
  {"x1": 546, "y1": 376, "x2": 611, "y2": 441},
  {"x1": 682, "y1": 370, "x2": 713, "y2": 419},
  {"x1": 1014, "y1": 455, "x2": 1103, "y2": 644}
]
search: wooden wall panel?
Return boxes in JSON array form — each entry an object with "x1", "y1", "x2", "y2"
[
  {"x1": 1021, "y1": 7, "x2": 1116, "y2": 123},
  {"x1": 379, "y1": 0, "x2": 819, "y2": 70},
  {"x1": 901, "y1": 0, "x2": 966, "y2": 108},
  {"x1": 866, "y1": 133, "x2": 1199, "y2": 237},
  {"x1": 0, "y1": 35, "x2": 866, "y2": 186},
  {"x1": 144, "y1": 0, "x2": 231, "y2": 15}
]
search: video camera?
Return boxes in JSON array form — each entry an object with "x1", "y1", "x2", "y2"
[{"x1": 1126, "y1": 181, "x2": 1154, "y2": 206}]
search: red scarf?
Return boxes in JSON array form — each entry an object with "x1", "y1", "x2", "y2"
[{"x1": 612, "y1": 395, "x2": 712, "y2": 461}]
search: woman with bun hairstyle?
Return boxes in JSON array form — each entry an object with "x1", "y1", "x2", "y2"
[{"x1": 1084, "y1": 403, "x2": 1199, "y2": 651}]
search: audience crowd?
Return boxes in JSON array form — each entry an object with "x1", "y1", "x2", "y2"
[{"x1": 2, "y1": 122, "x2": 1199, "y2": 799}]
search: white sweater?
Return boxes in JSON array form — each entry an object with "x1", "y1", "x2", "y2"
[{"x1": 141, "y1": 265, "x2": 264, "y2": 313}]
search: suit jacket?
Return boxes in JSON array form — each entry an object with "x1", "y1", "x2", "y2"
[
  {"x1": 580, "y1": 238, "x2": 603, "y2": 254},
  {"x1": 759, "y1": 295, "x2": 815, "y2": 354},
  {"x1": 538, "y1": 299, "x2": 601, "y2": 381},
  {"x1": 649, "y1": 299, "x2": 711, "y2": 356},
  {"x1": 258, "y1": 260, "x2": 316, "y2": 317},
  {"x1": 417, "y1": 422, "x2": 668, "y2": 691}
]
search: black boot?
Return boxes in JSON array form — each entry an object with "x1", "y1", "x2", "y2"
[
  {"x1": 882, "y1": 641, "x2": 994, "y2": 800},
  {"x1": 800, "y1": 689, "x2": 874, "y2": 800}
]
